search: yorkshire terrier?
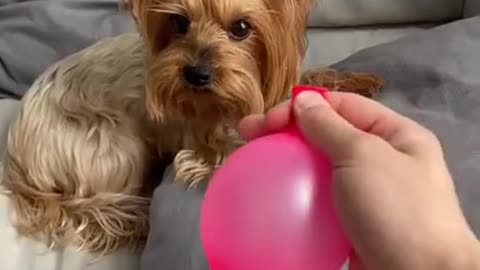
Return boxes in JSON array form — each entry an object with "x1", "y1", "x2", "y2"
[{"x1": 0, "y1": 0, "x2": 382, "y2": 256}]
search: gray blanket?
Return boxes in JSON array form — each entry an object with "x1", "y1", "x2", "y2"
[
  {"x1": 143, "y1": 16, "x2": 480, "y2": 270},
  {"x1": 0, "y1": 0, "x2": 133, "y2": 99}
]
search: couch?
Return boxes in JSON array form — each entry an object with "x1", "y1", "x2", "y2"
[
  {"x1": 305, "y1": 0, "x2": 480, "y2": 67},
  {"x1": 1, "y1": 0, "x2": 479, "y2": 270}
]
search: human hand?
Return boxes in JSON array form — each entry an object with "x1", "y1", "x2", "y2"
[{"x1": 237, "y1": 91, "x2": 480, "y2": 270}]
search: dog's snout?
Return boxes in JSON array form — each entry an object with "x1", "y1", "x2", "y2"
[{"x1": 182, "y1": 64, "x2": 213, "y2": 87}]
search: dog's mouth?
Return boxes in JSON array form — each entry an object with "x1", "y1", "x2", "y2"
[
  {"x1": 169, "y1": 84, "x2": 254, "y2": 124},
  {"x1": 175, "y1": 96, "x2": 222, "y2": 121},
  {"x1": 182, "y1": 83, "x2": 216, "y2": 95}
]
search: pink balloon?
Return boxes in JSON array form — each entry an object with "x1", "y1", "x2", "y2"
[{"x1": 201, "y1": 86, "x2": 351, "y2": 270}]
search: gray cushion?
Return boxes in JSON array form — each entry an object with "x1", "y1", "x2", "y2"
[
  {"x1": 0, "y1": 99, "x2": 19, "y2": 154},
  {"x1": 141, "y1": 167, "x2": 208, "y2": 270},
  {"x1": 0, "y1": 0, "x2": 134, "y2": 99},
  {"x1": 308, "y1": 0, "x2": 464, "y2": 27},
  {"x1": 465, "y1": 0, "x2": 480, "y2": 17},
  {"x1": 143, "y1": 15, "x2": 480, "y2": 270},
  {"x1": 304, "y1": 25, "x2": 431, "y2": 67}
]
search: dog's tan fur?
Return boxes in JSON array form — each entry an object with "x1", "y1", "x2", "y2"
[
  {"x1": 0, "y1": 0, "x2": 382, "y2": 256},
  {"x1": 1, "y1": 35, "x2": 152, "y2": 254}
]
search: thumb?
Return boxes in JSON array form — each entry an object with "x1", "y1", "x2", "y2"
[{"x1": 294, "y1": 91, "x2": 364, "y2": 160}]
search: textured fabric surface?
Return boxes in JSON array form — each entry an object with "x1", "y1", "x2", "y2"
[
  {"x1": 304, "y1": 25, "x2": 431, "y2": 67},
  {"x1": 465, "y1": 0, "x2": 480, "y2": 17},
  {"x1": 0, "y1": 0, "x2": 134, "y2": 99},
  {"x1": 308, "y1": 0, "x2": 464, "y2": 27},
  {"x1": 0, "y1": 99, "x2": 19, "y2": 154},
  {"x1": 143, "y1": 16, "x2": 480, "y2": 270},
  {"x1": 141, "y1": 167, "x2": 208, "y2": 270}
]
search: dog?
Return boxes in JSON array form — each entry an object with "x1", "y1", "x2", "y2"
[{"x1": 0, "y1": 0, "x2": 382, "y2": 256}]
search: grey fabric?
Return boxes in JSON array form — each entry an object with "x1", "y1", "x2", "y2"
[
  {"x1": 141, "y1": 167, "x2": 208, "y2": 270},
  {"x1": 304, "y1": 25, "x2": 432, "y2": 68},
  {"x1": 308, "y1": 0, "x2": 464, "y2": 27},
  {"x1": 465, "y1": 0, "x2": 480, "y2": 17},
  {"x1": 0, "y1": 0, "x2": 134, "y2": 99},
  {"x1": 143, "y1": 16, "x2": 480, "y2": 270},
  {"x1": 0, "y1": 99, "x2": 19, "y2": 155}
]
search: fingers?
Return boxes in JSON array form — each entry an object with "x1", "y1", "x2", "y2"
[
  {"x1": 237, "y1": 100, "x2": 291, "y2": 140},
  {"x1": 295, "y1": 91, "x2": 440, "y2": 159},
  {"x1": 239, "y1": 91, "x2": 440, "y2": 160},
  {"x1": 237, "y1": 114, "x2": 266, "y2": 140},
  {"x1": 327, "y1": 92, "x2": 442, "y2": 158},
  {"x1": 294, "y1": 92, "x2": 370, "y2": 160},
  {"x1": 264, "y1": 100, "x2": 291, "y2": 132},
  {"x1": 325, "y1": 92, "x2": 417, "y2": 140}
]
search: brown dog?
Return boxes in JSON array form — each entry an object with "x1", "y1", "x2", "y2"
[{"x1": 0, "y1": 0, "x2": 381, "y2": 256}]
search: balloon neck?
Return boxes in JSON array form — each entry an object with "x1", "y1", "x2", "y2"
[
  {"x1": 283, "y1": 123, "x2": 303, "y2": 138},
  {"x1": 291, "y1": 86, "x2": 329, "y2": 100},
  {"x1": 282, "y1": 85, "x2": 330, "y2": 138}
]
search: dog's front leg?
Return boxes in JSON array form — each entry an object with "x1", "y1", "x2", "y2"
[
  {"x1": 173, "y1": 135, "x2": 245, "y2": 188},
  {"x1": 173, "y1": 149, "x2": 231, "y2": 188}
]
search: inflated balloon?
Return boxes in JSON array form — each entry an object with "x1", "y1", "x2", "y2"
[{"x1": 201, "y1": 86, "x2": 351, "y2": 270}]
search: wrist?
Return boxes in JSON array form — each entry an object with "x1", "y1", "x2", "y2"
[
  {"x1": 433, "y1": 234, "x2": 480, "y2": 270},
  {"x1": 402, "y1": 228, "x2": 480, "y2": 270},
  {"x1": 454, "y1": 238, "x2": 480, "y2": 270}
]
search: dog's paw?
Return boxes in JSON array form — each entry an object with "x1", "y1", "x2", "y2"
[{"x1": 173, "y1": 150, "x2": 218, "y2": 188}]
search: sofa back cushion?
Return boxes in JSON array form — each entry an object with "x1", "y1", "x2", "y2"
[
  {"x1": 465, "y1": 0, "x2": 480, "y2": 17},
  {"x1": 308, "y1": 0, "x2": 464, "y2": 27}
]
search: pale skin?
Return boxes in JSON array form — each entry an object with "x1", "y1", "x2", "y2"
[{"x1": 237, "y1": 91, "x2": 480, "y2": 270}]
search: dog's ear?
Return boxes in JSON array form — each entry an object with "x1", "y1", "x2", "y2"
[
  {"x1": 260, "y1": 0, "x2": 316, "y2": 110},
  {"x1": 121, "y1": 0, "x2": 140, "y2": 23},
  {"x1": 122, "y1": 0, "x2": 170, "y2": 54}
]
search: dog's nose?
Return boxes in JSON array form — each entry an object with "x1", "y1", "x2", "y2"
[{"x1": 182, "y1": 64, "x2": 213, "y2": 87}]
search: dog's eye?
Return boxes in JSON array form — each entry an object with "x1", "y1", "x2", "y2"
[
  {"x1": 229, "y1": 20, "x2": 251, "y2": 41},
  {"x1": 170, "y1": 14, "x2": 190, "y2": 35}
]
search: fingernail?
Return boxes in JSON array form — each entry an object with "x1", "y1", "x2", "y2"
[{"x1": 294, "y1": 91, "x2": 329, "y2": 112}]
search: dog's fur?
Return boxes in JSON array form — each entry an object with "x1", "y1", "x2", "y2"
[
  {"x1": 1, "y1": 35, "x2": 152, "y2": 254},
  {"x1": 0, "y1": 0, "x2": 382, "y2": 255}
]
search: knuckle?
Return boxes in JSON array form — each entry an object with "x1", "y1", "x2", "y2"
[
  {"x1": 347, "y1": 135, "x2": 379, "y2": 158},
  {"x1": 302, "y1": 104, "x2": 330, "y2": 121},
  {"x1": 410, "y1": 128, "x2": 442, "y2": 152},
  {"x1": 298, "y1": 106, "x2": 321, "y2": 126},
  {"x1": 421, "y1": 129, "x2": 443, "y2": 153},
  {"x1": 422, "y1": 129, "x2": 440, "y2": 144}
]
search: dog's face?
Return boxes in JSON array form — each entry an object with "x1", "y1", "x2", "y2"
[{"x1": 129, "y1": 0, "x2": 314, "y2": 125}]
